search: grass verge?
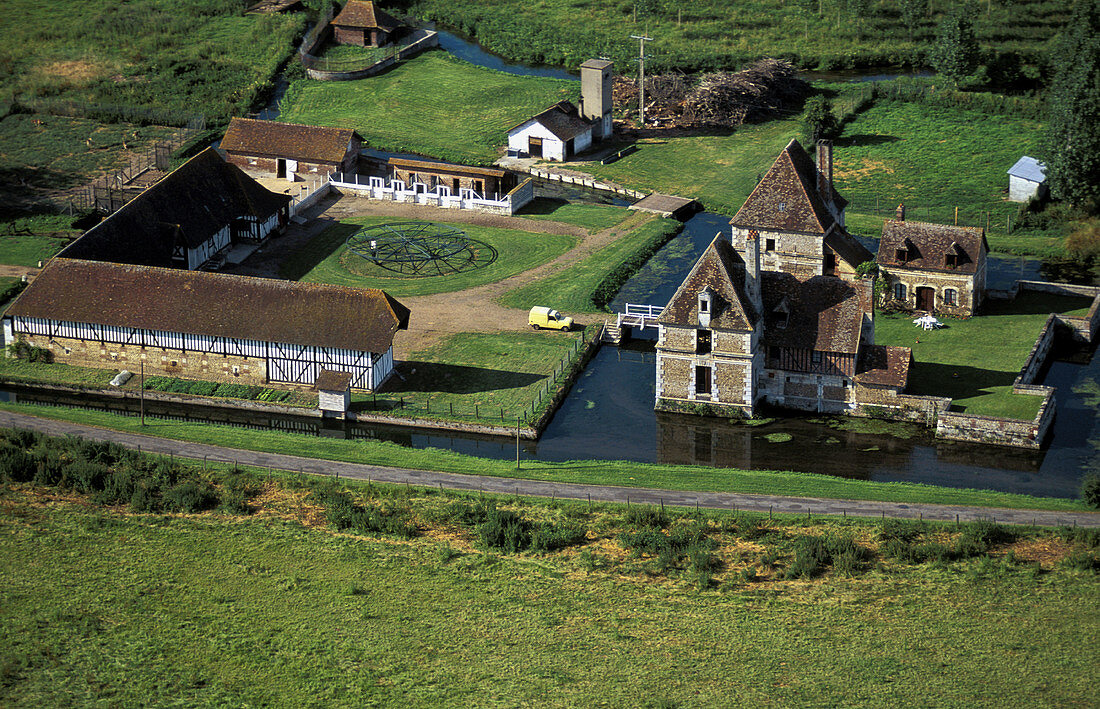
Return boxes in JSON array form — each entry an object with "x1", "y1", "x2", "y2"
[
  {"x1": 0, "y1": 401, "x2": 1089, "y2": 511},
  {"x1": 513, "y1": 199, "x2": 631, "y2": 233}
]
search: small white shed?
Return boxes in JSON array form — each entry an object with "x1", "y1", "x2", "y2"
[
  {"x1": 1007, "y1": 156, "x2": 1047, "y2": 202},
  {"x1": 316, "y1": 369, "x2": 354, "y2": 418},
  {"x1": 507, "y1": 101, "x2": 593, "y2": 162}
]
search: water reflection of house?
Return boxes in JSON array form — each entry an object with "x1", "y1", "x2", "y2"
[
  {"x1": 655, "y1": 139, "x2": 910, "y2": 417},
  {"x1": 876, "y1": 207, "x2": 988, "y2": 316}
]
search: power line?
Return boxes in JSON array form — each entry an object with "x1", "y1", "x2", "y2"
[{"x1": 630, "y1": 33, "x2": 653, "y2": 127}]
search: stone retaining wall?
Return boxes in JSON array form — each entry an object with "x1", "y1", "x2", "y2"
[
  {"x1": 935, "y1": 388, "x2": 1055, "y2": 449},
  {"x1": 527, "y1": 168, "x2": 647, "y2": 200},
  {"x1": 305, "y1": 31, "x2": 439, "y2": 81}
]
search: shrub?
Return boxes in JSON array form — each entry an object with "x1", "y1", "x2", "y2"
[
  {"x1": 1060, "y1": 550, "x2": 1100, "y2": 573},
  {"x1": 1081, "y1": 473, "x2": 1100, "y2": 509},
  {"x1": 530, "y1": 521, "x2": 587, "y2": 552},
  {"x1": 624, "y1": 505, "x2": 669, "y2": 529},
  {"x1": 955, "y1": 519, "x2": 1014, "y2": 557},
  {"x1": 879, "y1": 518, "x2": 927, "y2": 544},
  {"x1": 785, "y1": 536, "x2": 830, "y2": 579},
  {"x1": 0, "y1": 449, "x2": 36, "y2": 482},
  {"x1": 164, "y1": 480, "x2": 219, "y2": 513},
  {"x1": 478, "y1": 506, "x2": 531, "y2": 553},
  {"x1": 7, "y1": 340, "x2": 53, "y2": 363}
]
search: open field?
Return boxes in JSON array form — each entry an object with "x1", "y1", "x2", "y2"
[
  {"x1": 280, "y1": 216, "x2": 578, "y2": 296},
  {"x1": 407, "y1": 0, "x2": 1069, "y2": 73},
  {"x1": 0, "y1": 0, "x2": 303, "y2": 117},
  {"x1": 279, "y1": 51, "x2": 579, "y2": 165},
  {"x1": 876, "y1": 292, "x2": 1093, "y2": 418},
  {"x1": 1, "y1": 472, "x2": 1097, "y2": 706},
  {"x1": 0, "y1": 400, "x2": 1090, "y2": 511},
  {"x1": 515, "y1": 198, "x2": 631, "y2": 233}
]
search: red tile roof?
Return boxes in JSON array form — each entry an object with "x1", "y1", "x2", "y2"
[
  {"x1": 876, "y1": 219, "x2": 988, "y2": 275},
  {"x1": 730, "y1": 138, "x2": 847, "y2": 233},
  {"x1": 657, "y1": 235, "x2": 758, "y2": 331},
  {"x1": 332, "y1": 1, "x2": 399, "y2": 30},
  {"x1": 221, "y1": 118, "x2": 359, "y2": 165},
  {"x1": 7, "y1": 259, "x2": 409, "y2": 354},
  {"x1": 855, "y1": 344, "x2": 911, "y2": 389},
  {"x1": 760, "y1": 273, "x2": 868, "y2": 354}
]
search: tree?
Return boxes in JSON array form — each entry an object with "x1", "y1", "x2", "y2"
[
  {"x1": 801, "y1": 95, "x2": 839, "y2": 144},
  {"x1": 1041, "y1": 0, "x2": 1100, "y2": 210},
  {"x1": 900, "y1": 0, "x2": 929, "y2": 41},
  {"x1": 929, "y1": 11, "x2": 980, "y2": 87}
]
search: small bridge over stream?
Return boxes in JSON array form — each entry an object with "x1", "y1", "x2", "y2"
[{"x1": 602, "y1": 303, "x2": 664, "y2": 345}]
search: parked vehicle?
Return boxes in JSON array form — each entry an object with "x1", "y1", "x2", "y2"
[{"x1": 528, "y1": 306, "x2": 574, "y2": 331}]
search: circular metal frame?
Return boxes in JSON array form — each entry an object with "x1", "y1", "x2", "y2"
[{"x1": 345, "y1": 221, "x2": 498, "y2": 276}]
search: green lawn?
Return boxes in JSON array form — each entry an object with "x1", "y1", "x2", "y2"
[
  {"x1": 0, "y1": 356, "x2": 117, "y2": 389},
  {"x1": 279, "y1": 51, "x2": 579, "y2": 165},
  {"x1": 0, "y1": 400, "x2": 1090, "y2": 511},
  {"x1": 280, "y1": 216, "x2": 577, "y2": 297},
  {"x1": 500, "y1": 216, "x2": 681, "y2": 314},
  {"x1": 1, "y1": 494, "x2": 1096, "y2": 706},
  {"x1": 0, "y1": 0, "x2": 303, "y2": 117},
  {"x1": 876, "y1": 292, "x2": 1094, "y2": 418},
  {"x1": 371, "y1": 330, "x2": 588, "y2": 421},
  {"x1": 514, "y1": 199, "x2": 631, "y2": 233}
]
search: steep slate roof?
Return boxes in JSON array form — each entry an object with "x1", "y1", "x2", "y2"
[
  {"x1": 331, "y1": 0, "x2": 399, "y2": 30},
  {"x1": 315, "y1": 370, "x2": 355, "y2": 391},
  {"x1": 657, "y1": 235, "x2": 758, "y2": 330},
  {"x1": 60, "y1": 148, "x2": 291, "y2": 267},
  {"x1": 509, "y1": 101, "x2": 591, "y2": 142},
  {"x1": 1007, "y1": 155, "x2": 1046, "y2": 183},
  {"x1": 854, "y1": 344, "x2": 911, "y2": 389},
  {"x1": 221, "y1": 118, "x2": 359, "y2": 164},
  {"x1": 730, "y1": 139, "x2": 848, "y2": 233},
  {"x1": 760, "y1": 273, "x2": 868, "y2": 354},
  {"x1": 8, "y1": 259, "x2": 410, "y2": 354},
  {"x1": 389, "y1": 157, "x2": 506, "y2": 179},
  {"x1": 824, "y1": 230, "x2": 874, "y2": 269},
  {"x1": 875, "y1": 220, "x2": 988, "y2": 275}
]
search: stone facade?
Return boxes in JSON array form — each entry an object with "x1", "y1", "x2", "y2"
[{"x1": 880, "y1": 266, "x2": 984, "y2": 316}]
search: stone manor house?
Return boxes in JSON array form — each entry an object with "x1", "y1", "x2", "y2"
[{"x1": 655, "y1": 139, "x2": 912, "y2": 416}]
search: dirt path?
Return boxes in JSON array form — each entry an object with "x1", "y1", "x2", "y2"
[{"x1": 233, "y1": 194, "x2": 654, "y2": 358}]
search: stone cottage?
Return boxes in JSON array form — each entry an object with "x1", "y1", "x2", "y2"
[
  {"x1": 875, "y1": 206, "x2": 989, "y2": 316},
  {"x1": 729, "y1": 139, "x2": 873, "y2": 281},
  {"x1": 331, "y1": 1, "x2": 400, "y2": 47},
  {"x1": 220, "y1": 118, "x2": 362, "y2": 180}
]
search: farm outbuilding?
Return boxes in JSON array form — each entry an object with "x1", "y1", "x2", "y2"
[
  {"x1": 3, "y1": 259, "x2": 410, "y2": 392},
  {"x1": 60, "y1": 148, "x2": 290, "y2": 271},
  {"x1": 507, "y1": 101, "x2": 593, "y2": 162},
  {"x1": 221, "y1": 118, "x2": 362, "y2": 179},
  {"x1": 1007, "y1": 155, "x2": 1048, "y2": 203},
  {"x1": 331, "y1": 0, "x2": 401, "y2": 47},
  {"x1": 388, "y1": 158, "x2": 517, "y2": 198}
]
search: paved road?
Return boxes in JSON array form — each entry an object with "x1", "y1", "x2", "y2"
[{"x1": 2, "y1": 410, "x2": 1097, "y2": 528}]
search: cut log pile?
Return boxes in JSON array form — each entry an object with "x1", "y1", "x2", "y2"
[{"x1": 614, "y1": 58, "x2": 807, "y2": 129}]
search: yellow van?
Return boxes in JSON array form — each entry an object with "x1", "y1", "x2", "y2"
[{"x1": 528, "y1": 306, "x2": 574, "y2": 331}]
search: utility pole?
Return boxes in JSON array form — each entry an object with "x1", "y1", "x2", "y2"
[
  {"x1": 140, "y1": 359, "x2": 145, "y2": 426},
  {"x1": 631, "y1": 33, "x2": 653, "y2": 128}
]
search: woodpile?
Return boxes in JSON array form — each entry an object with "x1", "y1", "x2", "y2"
[{"x1": 614, "y1": 58, "x2": 806, "y2": 130}]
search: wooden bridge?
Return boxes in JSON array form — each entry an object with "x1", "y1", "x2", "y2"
[{"x1": 602, "y1": 303, "x2": 664, "y2": 344}]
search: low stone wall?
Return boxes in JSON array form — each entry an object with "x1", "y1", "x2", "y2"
[
  {"x1": 289, "y1": 181, "x2": 332, "y2": 217},
  {"x1": 527, "y1": 168, "x2": 648, "y2": 200},
  {"x1": 306, "y1": 31, "x2": 439, "y2": 81},
  {"x1": 988, "y1": 279, "x2": 1100, "y2": 344},
  {"x1": 1015, "y1": 313, "x2": 1058, "y2": 386},
  {"x1": 851, "y1": 393, "x2": 951, "y2": 426},
  {"x1": 935, "y1": 388, "x2": 1055, "y2": 449}
]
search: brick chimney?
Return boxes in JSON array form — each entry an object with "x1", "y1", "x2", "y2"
[
  {"x1": 816, "y1": 139, "x2": 833, "y2": 202},
  {"x1": 743, "y1": 229, "x2": 763, "y2": 314},
  {"x1": 896, "y1": 203, "x2": 906, "y2": 221}
]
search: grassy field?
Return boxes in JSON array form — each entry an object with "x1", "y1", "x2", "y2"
[
  {"x1": 500, "y1": 216, "x2": 681, "y2": 314},
  {"x1": 280, "y1": 216, "x2": 577, "y2": 296},
  {"x1": 0, "y1": 356, "x2": 117, "y2": 389},
  {"x1": 279, "y1": 51, "x2": 579, "y2": 165},
  {"x1": 0, "y1": 0, "x2": 303, "y2": 117},
  {"x1": 514, "y1": 199, "x2": 631, "y2": 233},
  {"x1": 1, "y1": 482, "x2": 1097, "y2": 706},
  {"x1": 0, "y1": 400, "x2": 1090, "y2": 511},
  {"x1": 876, "y1": 292, "x2": 1093, "y2": 418},
  {"x1": 373, "y1": 330, "x2": 588, "y2": 420},
  {"x1": 407, "y1": 0, "x2": 1068, "y2": 73}
]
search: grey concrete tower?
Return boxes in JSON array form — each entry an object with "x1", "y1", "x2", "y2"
[{"x1": 579, "y1": 59, "x2": 614, "y2": 141}]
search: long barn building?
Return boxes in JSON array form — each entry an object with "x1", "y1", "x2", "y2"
[{"x1": 3, "y1": 259, "x2": 410, "y2": 391}]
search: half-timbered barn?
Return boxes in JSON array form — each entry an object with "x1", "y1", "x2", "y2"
[
  {"x1": 656, "y1": 230, "x2": 908, "y2": 416},
  {"x1": 507, "y1": 101, "x2": 593, "y2": 162},
  {"x1": 60, "y1": 148, "x2": 290, "y2": 270},
  {"x1": 3, "y1": 259, "x2": 410, "y2": 392},
  {"x1": 387, "y1": 158, "x2": 517, "y2": 199},
  {"x1": 876, "y1": 208, "x2": 988, "y2": 316},
  {"x1": 221, "y1": 118, "x2": 362, "y2": 179},
  {"x1": 729, "y1": 139, "x2": 872, "y2": 281},
  {"x1": 331, "y1": 0, "x2": 401, "y2": 47}
]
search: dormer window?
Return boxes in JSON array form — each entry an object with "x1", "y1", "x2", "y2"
[
  {"x1": 699, "y1": 298, "x2": 709, "y2": 313},
  {"x1": 895, "y1": 248, "x2": 908, "y2": 263},
  {"x1": 698, "y1": 288, "x2": 714, "y2": 328},
  {"x1": 944, "y1": 253, "x2": 958, "y2": 268},
  {"x1": 777, "y1": 202, "x2": 786, "y2": 212}
]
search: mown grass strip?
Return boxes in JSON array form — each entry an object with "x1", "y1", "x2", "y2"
[{"x1": 0, "y1": 401, "x2": 1088, "y2": 512}]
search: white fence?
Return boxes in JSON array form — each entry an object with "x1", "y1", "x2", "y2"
[
  {"x1": 329, "y1": 172, "x2": 534, "y2": 216},
  {"x1": 617, "y1": 303, "x2": 664, "y2": 330}
]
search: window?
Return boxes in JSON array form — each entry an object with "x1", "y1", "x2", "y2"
[
  {"x1": 765, "y1": 238, "x2": 776, "y2": 252},
  {"x1": 895, "y1": 248, "x2": 908, "y2": 263},
  {"x1": 695, "y1": 366, "x2": 712, "y2": 396},
  {"x1": 777, "y1": 202, "x2": 786, "y2": 212},
  {"x1": 944, "y1": 288, "x2": 957, "y2": 306},
  {"x1": 894, "y1": 283, "x2": 907, "y2": 301},
  {"x1": 812, "y1": 351, "x2": 822, "y2": 364},
  {"x1": 699, "y1": 298, "x2": 708, "y2": 313},
  {"x1": 696, "y1": 329, "x2": 712, "y2": 355},
  {"x1": 944, "y1": 253, "x2": 958, "y2": 268}
]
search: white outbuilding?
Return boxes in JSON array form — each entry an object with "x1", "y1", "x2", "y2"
[
  {"x1": 1007, "y1": 156, "x2": 1048, "y2": 202},
  {"x1": 506, "y1": 101, "x2": 593, "y2": 162}
]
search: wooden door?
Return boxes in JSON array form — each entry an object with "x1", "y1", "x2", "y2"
[
  {"x1": 916, "y1": 286, "x2": 935, "y2": 312},
  {"x1": 528, "y1": 137, "x2": 543, "y2": 157}
]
